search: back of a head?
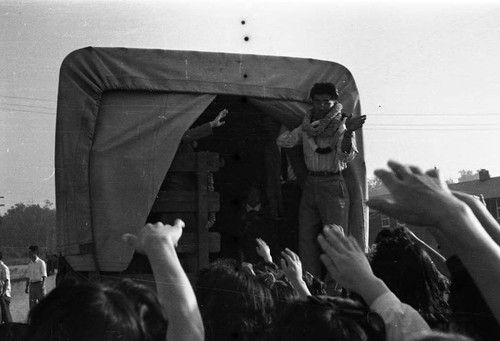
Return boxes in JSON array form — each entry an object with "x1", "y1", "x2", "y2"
[
  {"x1": 447, "y1": 255, "x2": 500, "y2": 341},
  {"x1": 26, "y1": 281, "x2": 145, "y2": 341},
  {"x1": 196, "y1": 260, "x2": 274, "y2": 341},
  {"x1": 113, "y1": 279, "x2": 167, "y2": 341},
  {"x1": 369, "y1": 228, "x2": 450, "y2": 329},
  {"x1": 255, "y1": 272, "x2": 298, "y2": 314},
  {"x1": 273, "y1": 296, "x2": 385, "y2": 341}
]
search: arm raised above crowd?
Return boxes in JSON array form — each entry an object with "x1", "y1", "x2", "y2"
[
  {"x1": 280, "y1": 248, "x2": 311, "y2": 299},
  {"x1": 367, "y1": 160, "x2": 500, "y2": 324},
  {"x1": 452, "y1": 191, "x2": 500, "y2": 247},
  {"x1": 318, "y1": 225, "x2": 431, "y2": 341},
  {"x1": 123, "y1": 220, "x2": 204, "y2": 341}
]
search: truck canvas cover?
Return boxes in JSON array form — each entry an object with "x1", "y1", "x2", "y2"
[{"x1": 55, "y1": 47, "x2": 367, "y2": 272}]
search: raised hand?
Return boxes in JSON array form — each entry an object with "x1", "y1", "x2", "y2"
[
  {"x1": 280, "y1": 248, "x2": 303, "y2": 283},
  {"x1": 280, "y1": 248, "x2": 311, "y2": 298},
  {"x1": 122, "y1": 219, "x2": 185, "y2": 255},
  {"x1": 366, "y1": 160, "x2": 466, "y2": 227},
  {"x1": 345, "y1": 114, "x2": 367, "y2": 132},
  {"x1": 210, "y1": 109, "x2": 228, "y2": 128},
  {"x1": 255, "y1": 238, "x2": 273, "y2": 263},
  {"x1": 318, "y1": 225, "x2": 377, "y2": 296}
]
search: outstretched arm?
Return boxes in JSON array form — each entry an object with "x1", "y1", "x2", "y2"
[
  {"x1": 255, "y1": 238, "x2": 273, "y2": 263},
  {"x1": 406, "y1": 229, "x2": 450, "y2": 278},
  {"x1": 181, "y1": 108, "x2": 228, "y2": 143},
  {"x1": 280, "y1": 248, "x2": 311, "y2": 299},
  {"x1": 123, "y1": 220, "x2": 203, "y2": 341},
  {"x1": 318, "y1": 225, "x2": 431, "y2": 341},
  {"x1": 367, "y1": 160, "x2": 500, "y2": 324},
  {"x1": 452, "y1": 191, "x2": 500, "y2": 247}
]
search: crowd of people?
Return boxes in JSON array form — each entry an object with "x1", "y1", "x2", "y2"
[
  {"x1": 4, "y1": 160, "x2": 499, "y2": 340},
  {"x1": 1, "y1": 82, "x2": 499, "y2": 340}
]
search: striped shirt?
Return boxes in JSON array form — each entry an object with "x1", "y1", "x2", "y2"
[{"x1": 277, "y1": 124, "x2": 357, "y2": 173}]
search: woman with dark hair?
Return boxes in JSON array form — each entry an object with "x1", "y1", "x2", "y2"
[
  {"x1": 272, "y1": 295, "x2": 386, "y2": 341},
  {"x1": 195, "y1": 259, "x2": 274, "y2": 341},
  {"x1": 26, "y1": 281, "x2": 146, "y2": 341},
  {"x1": 369, "y1": 227, "x2": 451, "y2": 330},
  {"x1": 27, "y1": 220, "x2": 204, "y2": 341},
  {"x1": 112, "y1": 279, "x2": 167, "y2": 341}
]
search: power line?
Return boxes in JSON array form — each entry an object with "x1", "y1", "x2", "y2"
[
  {"x1": 0, "y1": 95, "x2": 55, "y2": 102},
  {"x1": 0, "y1": 102, "x2": 56, "y2": 111},
  {"x1": 364, "y1": 128, "x2": 500, "y2": 131},
  {"x1": 0, "y1": 108, "x2": 55, "y2": 115},
  {"x1": 371, "y1": 113, "x2": 500, "y2": 117},
  {"x1": 368, "y1": 123, "x2": 500, "y2": 127}
]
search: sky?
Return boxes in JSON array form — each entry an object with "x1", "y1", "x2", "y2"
[{"x1": 1, "y1": 0, "x2": 500, "y2": 213}]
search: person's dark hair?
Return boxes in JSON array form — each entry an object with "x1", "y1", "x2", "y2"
[
  {"x1": 112, "y1": 279, "x2": 167, "y2": 341},
  {"x1": 369, "y1": 227, "x2": 450, "y2": 330},
  {"x1": 255, "y1": 270, "x2": 298, "y2": 315},
  {"x1": 303, "y1": 271, "x2": 327, "y2": 296},
  {"x1": 272, "y1": 295, "x2": 385, "y2": 341},
  {"x1": 29, "y1": 245, "x2": 39, "y2": 254},
  {"x1": 253, "y1": 260, "x2": 280, "y2": 277},
  {"x1": 447, "y1": 255, "x2": 500, "y2": 341},
  {"x1": 196, "y1": 259, "x2": 274, "y2": 341},
  {"x1": 310, "y1": 82, "x2": 339, "y2": 100},
  {"x1": 26, "y1": 281, "x2": 145, "y2": 341}
]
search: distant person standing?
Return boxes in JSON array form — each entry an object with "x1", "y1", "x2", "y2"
[
  {"x1": 0, "y1": 251, "x2": 12, "y2": 323},
  {"x1": 25, "y1": 246, "x2": 47, "y2": 310}
]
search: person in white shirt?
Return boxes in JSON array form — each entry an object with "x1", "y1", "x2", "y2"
[
  {"x1": 25, "y1": 245, "x2": 47, "y2": 310},
  {"x1": 0, "y1": 251, "x2": 12, "y2": 323}
]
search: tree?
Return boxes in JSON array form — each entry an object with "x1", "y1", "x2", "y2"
[
  {"x1": 0, "y1": 201, "x2": 56, "y2": 259},
  {"x1": 457, "y1": 169, "x2": 480, "y2": 183}
]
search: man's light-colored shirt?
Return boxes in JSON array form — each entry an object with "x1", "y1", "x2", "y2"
[
  {"x1": 0, "y1": 261, "x2": 11, "y2": 297},
  {"x1": 277, "y1": 124, "x2": 357, "y2": 173},
  {"x1": 27, "y1": 256, "x2": 47, "y2": 283}
]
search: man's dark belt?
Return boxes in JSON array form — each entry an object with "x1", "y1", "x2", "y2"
[
  {"x1": 309, "y1": 171, "x2": 341, "y2": 177},
  {"x1": 30, "y1": 281, "x2": 42, "y2": 285}
]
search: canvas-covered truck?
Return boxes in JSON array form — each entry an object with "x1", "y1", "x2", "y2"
[{"x1": 55, "y1": 47, "x2": 368, "y2": 284}]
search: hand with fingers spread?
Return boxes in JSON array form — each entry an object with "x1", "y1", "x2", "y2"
[
  {"x1": 280, "y1": 248, "x2": 311, "y2": 298},
  {"x1": 366, "y1": 160, "x2": 467, "y2": 227},
  {"x1": 280, "y1": 248, "x2": 303, "y2": 282},
  {"x1": 345, "y1": 114, "x2": 367, "y2": 133},
  {"x1": 317, "y1": 225, "x2": 385, "y2": 304},
  {"x1": 367, "y1": 161, "x2": 500, "y2": 325},
  {"x1": 255, "y1": 238, "x2": 273, "y2": 263},
  {"x1": 210, "y1": 108, "x2": 228, "y2": 128}
]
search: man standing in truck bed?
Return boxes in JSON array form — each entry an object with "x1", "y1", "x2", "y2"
[{"x1": 277, "y1": 82, "x2": 366, "y2": 278}]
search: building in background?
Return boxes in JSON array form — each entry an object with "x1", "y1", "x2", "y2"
[{"x1": 368, "y1": 169, "x2": 500, "y2": 248}]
